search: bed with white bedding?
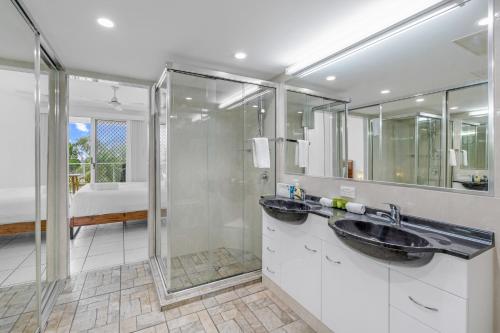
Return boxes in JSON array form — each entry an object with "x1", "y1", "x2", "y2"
[
  {"x1": 0, "y1": 186, "x2": 47, "y2": 234},
  {"x1": 70, "y1": 182, "x2": 148, "y2": 218},
  {"x1": 69, "y1": 182, "x2": 151, "y2": 238}
]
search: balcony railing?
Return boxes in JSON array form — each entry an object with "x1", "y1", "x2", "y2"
[{"x1": 68, "y1": 162, "x2": 126, "y2": 192}]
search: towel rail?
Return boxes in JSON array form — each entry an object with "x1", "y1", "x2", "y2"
[{"x1": 246, "y1": 137, "x2": 284, "y2": 143}]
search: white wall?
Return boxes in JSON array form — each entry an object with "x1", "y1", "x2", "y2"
[{"x1": 0, "y1": 89, "x2": 35, "y2": 188}]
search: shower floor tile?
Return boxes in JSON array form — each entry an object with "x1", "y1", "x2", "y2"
[
  {"x1": 169, "y1": 248, "x2": 262, "y2": 293},
  {"x1": 46, "y1": 261, "x2": 316, "y2": 333}
]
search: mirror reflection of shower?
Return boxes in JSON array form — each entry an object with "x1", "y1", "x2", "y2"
[{"x1": 349, "y1": 82, "x2": 488, "y2": 190}]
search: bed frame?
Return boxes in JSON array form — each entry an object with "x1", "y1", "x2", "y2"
[
  {"x1": 0, "y1": 220, "x2": 47, "y2": 235},
  {"x1": 0, "y1": 210, "x2": 149, "y2": 239},
  {"x1": 69, "y1": 210, "x2": 148, "y2": 239}
]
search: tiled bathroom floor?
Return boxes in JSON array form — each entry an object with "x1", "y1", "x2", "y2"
[
  {"x1": 0, "y1": 283, "x2": 38, "y2": 333},
  {"x1": 46, "y1": 261, "x2": 315, "y2": 333},
  {"x1": 169, "y1": 248, "x2": 262, "y2": 292}
]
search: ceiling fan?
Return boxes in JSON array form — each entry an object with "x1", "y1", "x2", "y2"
[{"x1": 108, "y1": 86, "x2": 123, "y2": 111}]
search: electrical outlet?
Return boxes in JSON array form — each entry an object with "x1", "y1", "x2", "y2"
[{"x1": 340, "y1": 185, "x2": 356, "y2": 199}]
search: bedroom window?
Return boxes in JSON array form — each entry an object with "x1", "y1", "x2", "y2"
[
  {"x1": 68, "y1": 118, "x2": 91, "y2": 191},
  {"x1": 94, "y1": 119, "x2": 127, "y2": 183}
]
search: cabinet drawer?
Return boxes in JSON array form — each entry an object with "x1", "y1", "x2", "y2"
[
  {"x1": 263, "y1": 260, "x2": 280, "y2": 285},
  {"x1": 262, "y1": 212, "x2": 278, "y2": 239},
  {"x1": 390, "y1": 253, "x2": 468, "y2": 298},
  {"x1": 262, "y1": 235, "x2": 280, "y2": 262},
  {"x1": 390, "y1": 270, "x2": 467, "y2": 333},
  {"x1": 390, "y1": 306, "x2": 439, "y2": 333}
]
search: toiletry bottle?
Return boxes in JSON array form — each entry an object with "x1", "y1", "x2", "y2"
[{"x1": 294, "y1": 183, "x2": 302, "y2": 200}]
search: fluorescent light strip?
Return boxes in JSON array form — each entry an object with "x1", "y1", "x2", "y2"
[
  {"x1": 288, "y1": 2, "x2": 462, "y2": 78},
  {"x1": 227, "y1": 90, "x2": 272, "y2": 110},
  {"x1": 218, "y1": 85, "x2": 269, "y2": 109},
  {"x1": 468, "y1": 109, "x2": 488, "y2": 116}
]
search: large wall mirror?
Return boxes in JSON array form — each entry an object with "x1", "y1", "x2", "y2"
[
  {"x1": 285, "y1": 88, "x2": 348, "y2": 177},
  {"x1": 285, "y1": 0, "x2": 491, "y2": 193}
]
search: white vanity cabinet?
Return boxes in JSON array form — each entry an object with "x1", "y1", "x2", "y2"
[
  {"x1": 261, "y1": 209, "x2": 493, "y2": 333},
  {"x1": 389, "y1": 251, "x2": 493, "y2": 333},
  {"x1": 261, "y1": 210, "x2": 323, "y2": 318},
  {"x1": 322, "y1": 241, "x2": 389, "y2": 333}
]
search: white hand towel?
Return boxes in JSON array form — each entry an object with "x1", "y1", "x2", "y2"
[
  {"x1": 449, "y1": 149, "x2": 457, "y2": 167},
  {"x1": 252, "y1": 138, "x2": 270, "y2": 169},
  {"x1": 462, "y1": 150, "x2": 468, "y2": 167},
  {"x1": 295, "y1": 140, "x2": 309, "y2": 168}
]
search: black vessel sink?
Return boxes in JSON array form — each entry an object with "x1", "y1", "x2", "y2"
[
  {"x1": 331, "y1": 219, "x2": 435, "y2": 263},
  {"x1": 259, "y1": 197, "x2": 320, "y2": 223}
]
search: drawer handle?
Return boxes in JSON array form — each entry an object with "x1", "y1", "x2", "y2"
[
  {"x1": 266, "y1": 226, "x2": 276, "y2": 232},
  {"x1": 266, "y1": 246, "x2": 275, "y2": 253},
  {"x1": 408, "y1": 296, "x2": 439, "y2": 312},
  {"x1": 325, "y1": 255, "x2": 341, "y2": 264},
  {"x1": 266, "y1": 266, "x2": 275, "y2": 274},
  {"x1": 304, "y1": 245, "x2": 318, "y2": 253}
]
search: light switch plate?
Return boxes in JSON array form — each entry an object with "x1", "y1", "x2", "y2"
[{"x1": 340, "y1": 185, "x2": 356, "y2": 199}]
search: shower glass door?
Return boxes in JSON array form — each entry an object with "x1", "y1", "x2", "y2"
[{"x1": 159, "y1": 70, "x2": 275, "y2": 293}]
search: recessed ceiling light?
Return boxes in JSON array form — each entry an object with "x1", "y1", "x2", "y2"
[
  {"x1": 450, "y1": 106, "x2": 459, "y2": 110},
  {"x1": 380, "y1": 89, "x2": 391, "y2": 94},
  {"x1": 326, "y1": 75, "x2": 336, "y2": 81},
  {"x1": 97, "y1": 17, "x2": 115, "y2": 28},
  {"x1": 261, "y1": 109, "x2": 266, "y2": 114},
  {"x1": 416, "y1": 98, "x2": 425, "y2": 103},
  {"x1": 185, "y1": 97, "x2": 192, "y2": 101},
  {"x1": 298, "y1": 111, "x2": 303, "y2": 114},
  {"x1": 477, "y1": 17, "x2": 489, "y2": 26},
  {"x1": 252, "y1": 105, "x2": 258, "y2": 108},
  {"x1": 234, "y1": 52, "x2": 247, "y2": 60}
]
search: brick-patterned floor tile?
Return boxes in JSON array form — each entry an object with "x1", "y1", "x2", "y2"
[{"x1": 43, "y1": 260, "x2": 318, "y2": 333}]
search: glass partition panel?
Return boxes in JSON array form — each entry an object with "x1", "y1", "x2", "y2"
[
  {"x1": 0, "y1": 1, "x2": 39, "y2": 331},
  {"x1": 164, "y1": 70, "x2": 275, "y2": 293}
]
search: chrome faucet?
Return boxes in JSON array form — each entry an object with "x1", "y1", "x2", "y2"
[{"x1": 379, "y1": 203, "x2": 402, "y2": 227}]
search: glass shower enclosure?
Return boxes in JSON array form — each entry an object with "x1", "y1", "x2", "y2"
[{"x1": 154, "y1": 65, "x2": 276, "y2": 293}]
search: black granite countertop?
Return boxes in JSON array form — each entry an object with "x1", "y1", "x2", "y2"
[{"x1": 269, "y1": 195, "x2": 495, "y2": 260}]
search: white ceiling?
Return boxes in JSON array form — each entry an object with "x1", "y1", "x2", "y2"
[
  {"x1": 20, "y1": 0, "x2": 441, "y2": 82},
  {"x1": 290, "y1": 0, "x2": 488, "y2": 108},
  {"x1": 0, "y1": 1, "x2": 36, "y2": 64}
]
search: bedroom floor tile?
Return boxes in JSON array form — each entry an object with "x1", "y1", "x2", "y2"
[
  {"x1": 88, "y1": 241, "x2": 124, "y2": 257},
  {"x1": 83, "y1": 252, "x2": 124, "y2": 272},
  {"x1": 125, "y1": 248, "x2": 148, "y2": 264},
  {"x1": 0, "y1": 270, "x2": 12, "y2": 285},
  {"x1": 124, "y1": 238, "x2": 147, "y2": 251},
  {"x1": 1, "y1": 266, "x2": 43, "y2": 287},
  {"x1": 70, "y1": 259, "x2": 85, "y2": 275},
  {"x1": 70, "y1": 222, "x2": 147, "y2": 274}
]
